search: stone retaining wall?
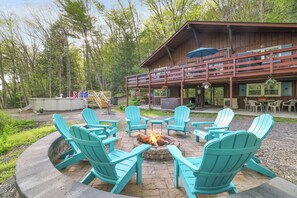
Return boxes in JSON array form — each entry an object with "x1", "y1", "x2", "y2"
[{"x1": 15, "y1": 132, "x2": 129, "y2": 198}]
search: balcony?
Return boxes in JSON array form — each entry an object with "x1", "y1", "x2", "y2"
[{"x1": 126, "y1": 46, "x2": 297, "y2": 88}]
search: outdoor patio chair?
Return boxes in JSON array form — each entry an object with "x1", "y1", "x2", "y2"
[
  {"x1": 209, "y1": 114, "x2": 276, "y2": 178},
  {"x1": 249, "y1": 100, "x2": 262, "y2": 112},
  {"x1": 52, "y1": 114, "x2": 86, "y2": 170},
  {"x1": 244, "y1": 97, "x2": 250, "y2": 110},
  {"x1": 167, "y1": 131, "x2": 262, "y2": 197},
  {"x1": 82, "y1": 108, "x2": 118, "y2": 137},
  {"x1": 69, "y1": 125, "x2": 151, "y2": 194},
  {"x1": 125, "y1": 106, "x2": 149, "y2": 137},
  {"x1": 192, "y1": 108, "x2": 235, "y2": 142},
  {"x1": 282, "y1": 99, "x2": 297, "y2": 112},
  {"x1": 164, "y1": 106, "x2": 191, "y2": 137},
  {"x1": 267, "y1": 100, "x2": 282, "y2": 113}
]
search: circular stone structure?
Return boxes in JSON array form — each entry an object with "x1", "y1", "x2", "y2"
[
  {"x1": 133, "y1": 136, "x2": 180, "y2": 161},
  {"x1": 15, "y1": 132, "x2": 129, "y2": 198}
]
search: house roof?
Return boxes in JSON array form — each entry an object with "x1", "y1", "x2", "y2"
[{"x1": 141, "y1": 21, "x2": 297, "y2": 67}]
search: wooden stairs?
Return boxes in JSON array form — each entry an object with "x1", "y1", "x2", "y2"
[{"x1": 88, "y1": 90, "x2": 111, "y2": 109}]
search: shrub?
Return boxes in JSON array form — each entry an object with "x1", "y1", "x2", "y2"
[{"x1": 0, "y1": 111, "x2": 36, "y2": 137}]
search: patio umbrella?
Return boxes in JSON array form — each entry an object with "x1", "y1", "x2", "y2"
[{"x1": 186, "y1": 47, "x2": 219, "y2": 58}]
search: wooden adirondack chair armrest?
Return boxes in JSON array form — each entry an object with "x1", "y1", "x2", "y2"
[
  {"x1": 87, "y1": 128, "x2": 108, "y2": 137},
  {"x1": 164, "y1": 117, "x2": 174, "y2": 124},
  {"x1": 191, "y1": 122, "x2": 214, "y2": 129},
  {"x1": 204, "y1": 126, "x2": 229, "y2": 131},
  {"x1": 184, "y1": 119, "x2": 190, "y2": 124},
  {"x1": 110, "y1": 144, "x2": 151, "y2": 164},
  {"x1": 102, "y1": 137, "x2": 118, "y2": 145},
  {"x1": 167, "y1": 145, "x2": 199, "y2": 172},
  {"x1": 140, "y1": 116, "x2": 149, "y2": 124},
  {"x1": 125, "y1": 118, "x2": 131, "y2": 124},
  {"x1": 88, "y1": 124, "x2": 110, "y2": 130},
  {"x1": 97, "y1": 135, "x2": 107, "y2": 139},
  {"x1": 208, "y1": 130, "x2": 233, "y2": 139}
]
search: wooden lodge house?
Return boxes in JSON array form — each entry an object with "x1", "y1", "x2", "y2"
[{"x1": 125, "y1": 21, "x2": 297, "y2": 110}]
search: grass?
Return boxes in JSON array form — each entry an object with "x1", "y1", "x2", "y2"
[
  {"x1": 0, "y1": 125, "x2": 56, "y2": 184},
  {"x1": 274, "y1": 117, "x2": 297, "y2": 124}
]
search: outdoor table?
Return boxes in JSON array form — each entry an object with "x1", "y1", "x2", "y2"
[
  {"x1": 150, "y1": 120, "x2": 164, "y2": 132},
  {"x1": 258, "y1": 99, "x2": 275, "y2": 112}
]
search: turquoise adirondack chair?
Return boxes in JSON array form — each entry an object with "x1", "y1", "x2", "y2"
[
  {"x1": 209, "y1": 114, "x2": 276, "y2": 178},
  {"x1": 69, "y1": 125, "x2": 151, "y2": 194},
  {"x1": 167, "y1": 131, "x2": 262, "y2": 197},
  {"x1": 164, "y1": 106, "x2": 191, "y2": 137},
  {"x1": 52, "y1": 114, "x2": 85, "y2": 170},
  {"x1": 192, "y1": 108, "x2": 235, "y2": 142},
  {"x1": 125, "y1": 106, "x2": 149, "y2": 137},
  {"x1": 82, "y1": 108, "x2": 118, "y2": 137}
]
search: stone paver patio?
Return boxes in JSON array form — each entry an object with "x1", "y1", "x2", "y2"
[{"x1": 58, "y1": 110, "x2": 269, "y2": 198}]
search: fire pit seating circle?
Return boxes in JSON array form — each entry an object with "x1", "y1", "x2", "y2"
[{"x1": 133, "y1": 132, "x2": 180, "y2": 161}]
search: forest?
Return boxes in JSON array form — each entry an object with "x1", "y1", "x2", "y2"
[{"x1": 0, "y1": 0, "x2": 296, "y2": 109}]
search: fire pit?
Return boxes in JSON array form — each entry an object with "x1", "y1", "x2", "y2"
[{"x1": 133, "y1": 132, "x2": 180, "y2": 161}]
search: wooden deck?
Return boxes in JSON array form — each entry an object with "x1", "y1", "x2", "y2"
[{"x1": 126, "y1": 46, "x2": 297, "y2": 88}]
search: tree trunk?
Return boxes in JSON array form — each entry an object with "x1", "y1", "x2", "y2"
[{"x1": 0, "y1": 47, "x2": 7, "y2": 109}]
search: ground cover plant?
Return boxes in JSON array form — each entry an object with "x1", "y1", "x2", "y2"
[{"x1": 0, "y1": 111, "x2": 56, "y2": 183}]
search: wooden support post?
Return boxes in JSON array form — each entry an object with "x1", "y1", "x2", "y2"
[
  {"x1": 125, "y1": 77, "x2": 129, "y2": 107},
  {"x1": 201, "y1": 87, "x2": 205, "y2": 107},
  {"x1": 180, "y1": 82, "x2": 184, "y2": 105},
  {"x1": 270, "y1": 52, "x2": 273, "y2": 74},
  {"x1": 206, "y1": 63, "x2": 209, "y2": 80},
  {"x1": 229, "y1": 77, "x2": 233, "y2": 109},
  {"x1": 148, "y1": 73, "x2": 151, "y2": 109},
  {"x1": 228, "y1": 25, "x2": 234, "y2": 54}
]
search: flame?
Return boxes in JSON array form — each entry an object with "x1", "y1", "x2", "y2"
[{"x1": 149, "y1": 131, "x2": 159, "y2": 146}]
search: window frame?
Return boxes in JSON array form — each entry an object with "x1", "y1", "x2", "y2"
[{"x1": 246, "y1": 82, "x2": 281, "y2": 97}]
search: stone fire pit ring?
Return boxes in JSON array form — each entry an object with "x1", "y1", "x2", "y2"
[{"x1": 133, "y1": 135, "x2": 180, "y2": 161}]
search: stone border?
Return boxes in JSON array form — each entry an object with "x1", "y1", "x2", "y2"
[
  {"x1": 16, "y1": 132, "x2": 130, "y2": 198},
  {"x1": 133, "y1": 136, "x2": 180, "y2": 161}
]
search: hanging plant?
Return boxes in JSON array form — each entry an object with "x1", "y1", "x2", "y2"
[{"x1": 265, "y1": 76, "x2": 277, "y2": 87}]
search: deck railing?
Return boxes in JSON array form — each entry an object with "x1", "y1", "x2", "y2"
[{"x1": 126, "y1": 46, "x2": 297, "y2": 87}]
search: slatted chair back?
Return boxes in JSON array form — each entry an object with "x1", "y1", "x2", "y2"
[
  {"x1": 213, "y1": 108, "x2": 235, "y2": 127},
  {"x1": 53, "y1": 114, "x2": 79, "y2": 151},
  {"x1": 173, "y1": 106, "x2": 190, "y2": 126},
  {"x1": 82, "y1": 108, "x2": 99, "y2": 125},
  {"x1": 69, "y1": 125, "x2": 118, "y2": 182},
  {"x1": 125, "y1": 106, "x2": 141, "y2": 125},
  {"x1": 248, "y1": 114, "x2": 274, "y2": 140},
  {"x1": 195, "y1": 132, "x2": 261, "y2": 191}
]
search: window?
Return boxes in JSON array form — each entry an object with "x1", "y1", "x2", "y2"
[
  {"x1": 247, "y1": 84, "x2": 262, "y2": 96},
  {"x1": 247, "y1": 83, "x2": 281, "y2": 97},
  {"x1": 154, "y1": 89, "x2": 168, "y2": 97},
  {"x1": 264, "y1": 83, "x2": 281, "y2": 96}
]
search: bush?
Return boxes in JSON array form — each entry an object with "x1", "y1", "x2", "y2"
[
  {"x1": 131, "y1": 98, "x2": 141, "y2": 106},
  {"x1": 0, "y1": 111, "x2": 36, "y2": 137}
]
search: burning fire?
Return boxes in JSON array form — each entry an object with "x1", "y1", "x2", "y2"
[{"x1": 149, "y1": 131, "x2": 159, "y2": 146}]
